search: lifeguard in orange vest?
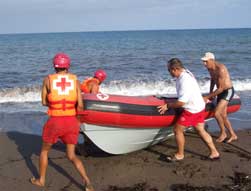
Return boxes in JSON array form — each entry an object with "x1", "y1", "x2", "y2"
[
  {"x1": 81, "y1": 69, "x2": 107, "y2": 93},
  {"x1": 30, "y1": 53, "x2": 95, "y2": 191}
]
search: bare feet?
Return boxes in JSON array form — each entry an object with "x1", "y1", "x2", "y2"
[
  {"x1": 30, "y1": 177, "x2": 44, "y2": 187},
  {"x1": 216, "y1": 134, "x2": 227, "y2": 143},
  {"x1": 226, "y1": 135, "x2": 238, "y2": 143}
]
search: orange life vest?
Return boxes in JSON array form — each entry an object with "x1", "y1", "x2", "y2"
[
  {"x1": 47, "y1": 73, "x2": 77, "y2": 116},
  {"x1": 80, "y1": 77, "x2": 100, "y2": 93}
]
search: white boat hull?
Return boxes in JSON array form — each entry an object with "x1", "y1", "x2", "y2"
[{"x1": 81, "y1": 123, "x2": 174, "y2": 154}]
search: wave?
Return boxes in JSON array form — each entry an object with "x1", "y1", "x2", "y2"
[
  {"x1": 0, "y1": 86, "x2": 41, "y2": 103},
  {"x1": 0, "y1": 78, "x2": 251, "y2": 103}
]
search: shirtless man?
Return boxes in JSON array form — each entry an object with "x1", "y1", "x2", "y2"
[{"x1": 202, "y1": 52, "x2": 238, "y2": 143}]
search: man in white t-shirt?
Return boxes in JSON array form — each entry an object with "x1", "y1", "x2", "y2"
[{"x1": 158, "y1": 58, "x2": 219, "y2": 162}]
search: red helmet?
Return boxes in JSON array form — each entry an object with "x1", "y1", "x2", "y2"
[
  {"x1": 94, "y1": 69, "x2": 107, "y2": 82},
  {"x1": 53, "y1": 53, "x2": 70, "y2": 69}
]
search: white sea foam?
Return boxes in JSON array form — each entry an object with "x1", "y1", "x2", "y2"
[
  {"x1": 0, "y1": 79, "x2": 251, "y2": 103},
  {"x1": 102, "y1": 78, "x2": 251, "y2": 96},
  {"x1": 0, "y1": 86, "x2": 41, "y2": 103}
]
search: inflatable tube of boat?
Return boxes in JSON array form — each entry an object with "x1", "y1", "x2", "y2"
[{"x1": 78, "y1": 93, "x2": 241, "y2": 129}]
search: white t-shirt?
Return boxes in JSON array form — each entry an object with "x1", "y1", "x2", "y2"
[{"x1": 176, "y1": 69, "x2": 205, "y2": 113}]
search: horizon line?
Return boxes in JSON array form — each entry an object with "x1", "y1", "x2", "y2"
[{"x1": 1, "y1": 27, "x2": 251, "y2": 36}]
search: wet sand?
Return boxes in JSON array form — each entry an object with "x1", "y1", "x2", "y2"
[{"x1": 0, "y1": 129, "x2": 251, "y2": 191}]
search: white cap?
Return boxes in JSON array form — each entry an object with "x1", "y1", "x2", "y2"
[{"x1": 201, "y1": 52, "x2": 215, "y2": 61}]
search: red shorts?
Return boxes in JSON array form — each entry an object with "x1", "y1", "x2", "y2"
[
  {"x1": 177, "y1": 109, "x2": 205, "y2": 127},
  {"x1": 42, "y1": 116, "x2": 80, "y2": 144}
]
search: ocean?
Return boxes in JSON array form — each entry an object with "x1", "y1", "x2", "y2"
[{"x1": 0, "y1": 28, "x2": 251, "y2": 135}]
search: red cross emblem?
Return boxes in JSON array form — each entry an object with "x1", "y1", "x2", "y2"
[
  {"x1": 56, "y1": 77, "x2": 71, "y2": 91},
  {"x1": 53, "y1": 75, "x2": 74, "y2": 95},
  {"x1": 97, "y1": 93, "x2": 109, "y2": 100}
]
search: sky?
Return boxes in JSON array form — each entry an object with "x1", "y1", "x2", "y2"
[{"x1": 1, "y1": 0, "x2": 251, "y2": 34}]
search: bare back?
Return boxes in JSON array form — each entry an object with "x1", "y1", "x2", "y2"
[
  {"x1": 209, "y1": 62, "x2": 232, "y2": 90},
  {"x1": 88, "y1": 80, "x2": 99, "y2": 93}
]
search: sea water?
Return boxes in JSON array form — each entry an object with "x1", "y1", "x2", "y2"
[{"x1": 0, "y1": 28, "x2": 250, "y2": 135}]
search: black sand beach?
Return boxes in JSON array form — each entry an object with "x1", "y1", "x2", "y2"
[{"x1": 1, "y1": 128, "x2": 251, "y2": 191}]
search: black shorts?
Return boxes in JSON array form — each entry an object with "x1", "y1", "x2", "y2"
[{"x1": 217, "y1": 87, "x2": 234, "y2": 103}]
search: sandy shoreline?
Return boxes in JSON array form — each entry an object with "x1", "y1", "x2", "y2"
[{"x1": 0, "y1": 129, "x2": 251, "y2": 191}]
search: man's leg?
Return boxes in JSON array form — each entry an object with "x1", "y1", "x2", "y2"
[
  {"x1": 66, "y1": 144, "x2": 94, "y2": 191},
  {"x1": 214, "y1": 100, "x2": 228, "y2": 142},
  {"x1": 196, "y1": 123, "x2": 220, "y2": 158},
  {"x1": 173, "y1": 124, "x2": 186, "y2": 160},
  {"x1": 30, "y1": 142, "x2": 52, "y2": 186},
  {"x1": 221, "y1": 102, "x2": 238, "y2": 143}
]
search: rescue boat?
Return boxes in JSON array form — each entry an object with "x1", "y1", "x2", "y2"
[{"x1": 78, "y1": 93, "x2": 241, "y2": 154}]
